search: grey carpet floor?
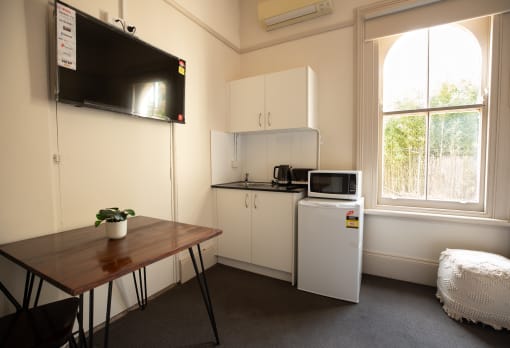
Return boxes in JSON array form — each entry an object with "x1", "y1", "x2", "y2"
[{"x1": 94, "y1": 264, "x2": 510, "y2": 347}]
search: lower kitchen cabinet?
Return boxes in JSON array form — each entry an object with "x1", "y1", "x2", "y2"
[
  {"x1": 216, "y1": 189, "x2": 252, "y2": 263},
  {"x1": 251, "y1": 191, "x2": 294, "y2": 272},
  {"x1": 215, "y1": 188, "x2": 303, "y2": 276}
]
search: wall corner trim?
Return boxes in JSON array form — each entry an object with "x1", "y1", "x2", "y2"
[{"x1": 162, "y1": 0, "x2": 241, "y2": 53}]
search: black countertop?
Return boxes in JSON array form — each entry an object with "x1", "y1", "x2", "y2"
[{"x1": 211, "y1": 181, "x2": 306, "y2": 193}]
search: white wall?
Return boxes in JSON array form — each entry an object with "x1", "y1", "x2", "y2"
[
  {"x1": 0, "y1": 0, "x2": 60, "y2": 316},
  {"x1": 238, "y1": 0, "x2": 510, "y2": 286},
  {"x1": 364, "y1": 215, "x2": 510, "y2": 285},
  {"x1": 0, "y1": 0, "x2": 58, "y2": 243},
  {"x1": 172, "y1": 0, "x2": 240, "y2": 48},
  {"x1": 0, "y1": 0, "x2": 239, "y2": 326}
]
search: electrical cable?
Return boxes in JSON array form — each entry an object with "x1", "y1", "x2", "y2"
[
  {"x1": 115, "y1": 18, "x2": 136, "y2": 34},
  {"x1": 114, "y1": 18, "x2": 125, "y2": 32}
]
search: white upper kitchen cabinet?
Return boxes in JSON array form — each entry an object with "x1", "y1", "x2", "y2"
[
  {"x1": 229, "y1": 66, "x2": 317, "y2": 132},
  {"x1": 229, "y1": 75, "x2": 265, "y2": 132}
]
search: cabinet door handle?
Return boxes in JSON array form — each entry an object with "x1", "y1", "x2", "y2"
[
  {"x1": 245, "y1": 193, "x2": 249, "y2": 208},
  {"x1": 267, "y1": 112, "x2": 271, "y2": 127},
  {"x1": 254, "y1": 194, "x2": 258, "y2": 209},
  {"x1": 258, "y1": 113, "x2": 262, "y2": 127}
]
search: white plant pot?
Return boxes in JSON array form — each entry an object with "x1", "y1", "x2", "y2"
[{"x1": 105, "y1": 220, "x2": 127, "y2": 239}]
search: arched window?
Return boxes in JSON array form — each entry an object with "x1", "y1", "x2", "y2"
[{"x1": 378, "y1": 19, "x2": 488, "y2": 210}]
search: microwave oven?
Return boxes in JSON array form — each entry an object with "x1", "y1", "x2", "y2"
[{"x1": 308, "y1": 170, "x2": 362, "y2": 200}]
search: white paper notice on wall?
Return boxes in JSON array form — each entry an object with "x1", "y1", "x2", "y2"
[{"x1": 56, "y1": 3, "x2": 76, "y2": 70}]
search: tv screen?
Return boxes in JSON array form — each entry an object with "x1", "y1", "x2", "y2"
[{"x1": 55, "y1": 1, "x2": 186, "y2": 123}]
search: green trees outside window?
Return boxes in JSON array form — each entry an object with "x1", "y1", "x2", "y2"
[{"x1": 381, "y1": 24, "x2": 484, "y2": 204}]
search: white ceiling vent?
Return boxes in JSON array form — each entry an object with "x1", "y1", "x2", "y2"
[{"x1": 258, "y1": 0, "x2": 333, "y2": 31}]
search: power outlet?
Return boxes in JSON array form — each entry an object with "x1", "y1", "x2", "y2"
[{"x1": 99, "y1": 10, "x2": 109, "y2": 23}]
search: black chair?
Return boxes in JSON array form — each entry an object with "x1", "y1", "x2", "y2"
[{"x1": 0, "y1": 280, "x2": 79, "y2": 348}]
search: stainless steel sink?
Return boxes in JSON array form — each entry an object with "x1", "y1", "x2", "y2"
[
  {"x1": 213, "y1": 181, "x2": 304, "y2": 192},
  {"x1": 242, "y1": 182, "x2": 275, "y2": 188}
]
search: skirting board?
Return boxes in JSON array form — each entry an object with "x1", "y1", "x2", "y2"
[
  {"x1": 362, "y1": 250, "x2": 439, "y2": 286},
  {"x1": 180, "y1": 245, "x2": 217, "y2": 283},
  {"x1": 182, "y1": 248, "x2": 438, "y2": 286},
  {"x1": 217, "y1": 256, "x2": 292, "y2": 283}
]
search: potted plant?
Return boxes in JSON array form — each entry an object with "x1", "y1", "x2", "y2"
[{"x1": 95, "y1": 207, "x2": 135, "y2": 239}]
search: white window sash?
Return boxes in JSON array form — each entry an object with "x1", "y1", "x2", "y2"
[
  {"x1": 378, "y1": 106, "x2": 487, "y2": 212},
  {"x1": 355, "y1": 2, "x2": 510, "y2": 219}
]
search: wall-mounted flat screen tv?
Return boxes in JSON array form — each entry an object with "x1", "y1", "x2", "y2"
[{"x1": 54, "y1": 1, "x2": 185, "y2": 123}]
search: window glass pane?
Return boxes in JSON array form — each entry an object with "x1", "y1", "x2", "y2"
[
  {"x1": 429, "y1": 25, "x2": 482, "y2": 107},
  {"x1": 382, "y1": 114, "x2": 426, "y2": 199},
  {"x1": 427, "y1": 110, "x2": 481, "y2": 202},
  {"x1": 383, "y1": 30, "x2": 428, "y2": 112}
]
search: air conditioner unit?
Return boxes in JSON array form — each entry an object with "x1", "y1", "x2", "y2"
[{"x1": 258, "y1": 0, "x2": 333, "y2": 31}]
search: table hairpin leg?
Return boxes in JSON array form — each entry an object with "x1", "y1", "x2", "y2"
[
  {"x1": 132, "y1": 267, "x2": 148, "y2": 309},
  {"x1": 188, "y1": 244, "x2": 220, "y2": 345},
  {"x1": 22, "y1": 270, "x2": 45, "y2": 309},
  {"x1": 86, "y1": 271, "x2": 147, "y2": 348},
  {"x1": 89, "y1": 288, "x2": 94, "y2": 348},
  {"x1": 103, "y1": 281, "x2": 113, "y2": 348},
  {"x1": 34, "y1": 277, "x2": 43, "y2": 307},
  {"x1": 76, "y1": 282, "x2": 113, "y2": 348},
  {"x1": 77, "y1": 294, "x2": 87, "y2": 348},
  {"x1": 22, "y1": 271, "x2": 34, "y2": 309}
]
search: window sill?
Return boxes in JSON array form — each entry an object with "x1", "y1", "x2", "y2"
[{"x1": 365, "y1": 208, "x2": 510, "y2": 227}]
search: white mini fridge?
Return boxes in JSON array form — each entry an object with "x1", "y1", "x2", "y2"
[{"x1": 297, "y1": 197, "x2": 364, "y2": 303}]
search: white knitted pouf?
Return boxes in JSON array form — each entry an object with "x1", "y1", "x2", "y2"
[{"x1": 436, "y1": 249, "x2": 510, "y2": 330}]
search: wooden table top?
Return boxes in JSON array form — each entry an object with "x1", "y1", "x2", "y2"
[{"x1": 0, "y1": 216, "x2": 222, "y2": 295}]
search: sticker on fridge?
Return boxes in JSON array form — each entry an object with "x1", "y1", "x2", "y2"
[
  {"x1": 345, "y1": 210, "x2": 359, "y2": 229},
  {"x1": 56, "y1": 3, "x2": 77, "y2": 70}
]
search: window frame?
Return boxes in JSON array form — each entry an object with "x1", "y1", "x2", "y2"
[
  {"x1": 355, "y1": 2, "x2": 510, "y2": 221},
  {"x1": 376, "y1": 21, "x2": 489, "y2": 212}
]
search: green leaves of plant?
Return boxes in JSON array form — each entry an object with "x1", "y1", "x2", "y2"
[{"x1": 94, "y1": 207, "x2": 136, "y2": 228}]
